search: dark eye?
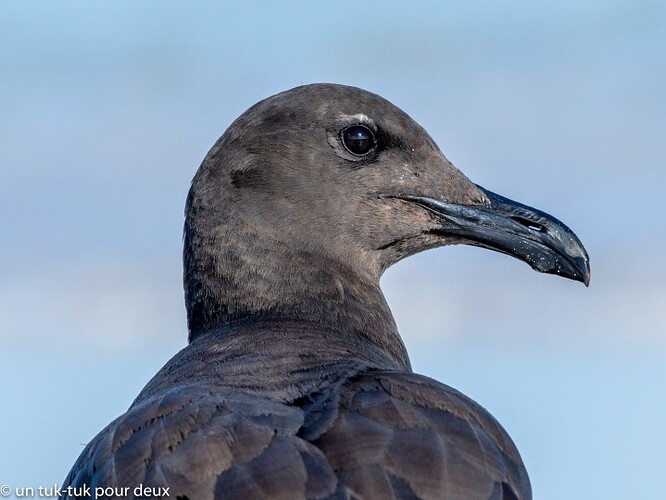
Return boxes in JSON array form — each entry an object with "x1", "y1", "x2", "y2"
[{"x1": 341, "y1": 125, "x2": 375, "y2": 156}]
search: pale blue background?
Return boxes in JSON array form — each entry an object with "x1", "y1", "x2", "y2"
[{"x1": 1, "y1": 1, "x2": 665, "y2": 499}]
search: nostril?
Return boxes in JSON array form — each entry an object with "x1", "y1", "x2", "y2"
[{"x1": 511, "y1": 216, "x2": 546, "y2": 233}]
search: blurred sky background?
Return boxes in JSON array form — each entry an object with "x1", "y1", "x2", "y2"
[{"x1": 1, "y1": 1, "x2": 664, "y2": 498}]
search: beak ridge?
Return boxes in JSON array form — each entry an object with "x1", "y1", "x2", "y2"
[{"x1": 395, "y1": 185, "x2": 591, "y2": 286}]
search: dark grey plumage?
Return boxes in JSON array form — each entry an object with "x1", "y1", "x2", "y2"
[{"x1": 62, "y1": 84, "x2": 589, "y2": 499}]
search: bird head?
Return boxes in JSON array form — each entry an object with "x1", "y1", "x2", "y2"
[{"x1": 188, "y1": 83, "x2": 589, "y2": 284}]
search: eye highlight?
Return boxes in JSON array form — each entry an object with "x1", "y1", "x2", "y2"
[{"x1": 341, "y1": 125, "x2": 376, "y2": 156}]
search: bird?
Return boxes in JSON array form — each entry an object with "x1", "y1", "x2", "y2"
[{"x1": 62, "y1": 83, "x2": 589, "y2": 500}]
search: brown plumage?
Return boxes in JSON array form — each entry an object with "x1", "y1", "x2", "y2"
[{"x1": 62, "y1": 84, "x2": 589, "y2": 499}]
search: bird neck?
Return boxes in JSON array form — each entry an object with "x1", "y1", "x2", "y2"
[{"x1": 183, "y1": 225, "x2": 411, "y2": 371}]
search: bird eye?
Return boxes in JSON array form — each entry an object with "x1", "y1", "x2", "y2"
[{"x1": 341, "y1": 125, "x2": 375, "y2": 156}]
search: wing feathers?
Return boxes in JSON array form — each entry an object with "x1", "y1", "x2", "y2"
[{"x1": 64, "y1": 370, "x2": 530, "y2": 499}]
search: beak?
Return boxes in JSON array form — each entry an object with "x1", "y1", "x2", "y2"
[{"x1": 398, "y1": 186, "x2": 590, "y2": 286}]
